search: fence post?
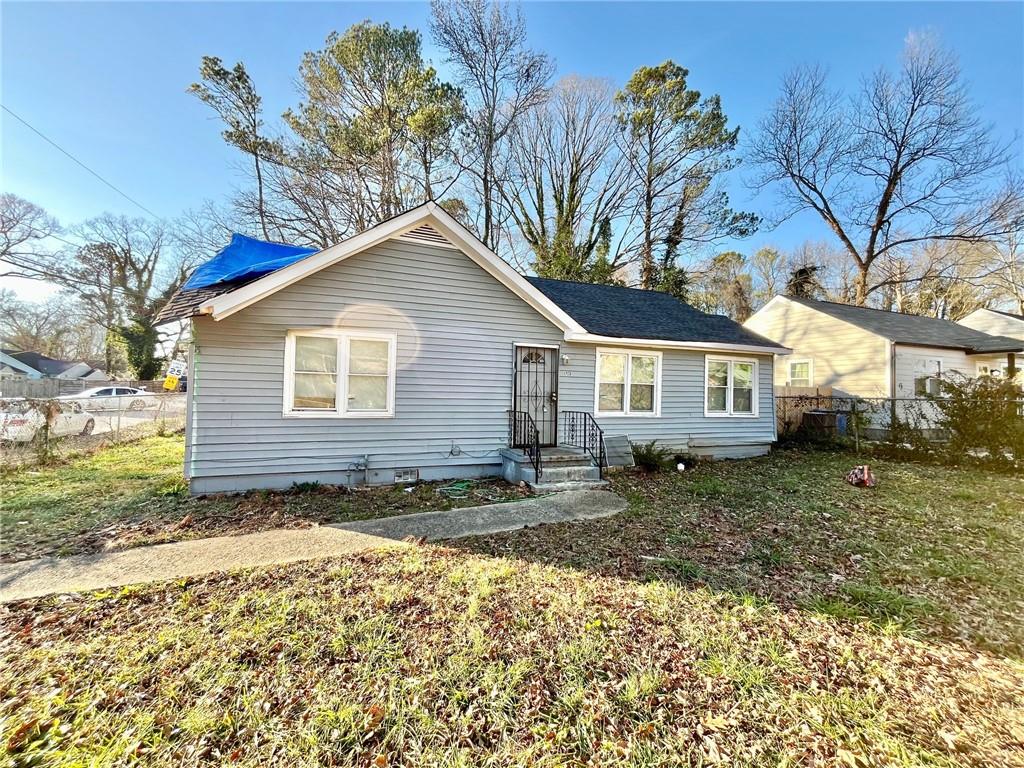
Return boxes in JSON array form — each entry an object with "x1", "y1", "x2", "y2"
[
  {"x1": 851, "y1": 399, "x2": 860, "y2": 453},
  {"x1": 115, "y1": 398, "x2": 122, "y2": 443}
]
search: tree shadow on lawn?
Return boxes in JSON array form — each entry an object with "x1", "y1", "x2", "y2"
[{"x1": 450, "y1": 449, "x2": 1024, "y2": 660}]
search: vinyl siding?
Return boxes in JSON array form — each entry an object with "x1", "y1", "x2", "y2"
[
  {"x1": 189, "y1": 237, "x2": 777, "y2": 492},
  {"x1": 744, "y1": 297, "x2": 891, "y2": 396},
  {"x1": 893, "y1": 346, "x2": 1010, "y2": 395},
  {"x1": 189, "y1": 238, "x2": 564, "y2": 491},
  {"x1": 556, "y1": 345, "x2": 775, "y2": 454},
  {"x1": 957, "y1": 309, "x2": 1024, "y2": 341}
]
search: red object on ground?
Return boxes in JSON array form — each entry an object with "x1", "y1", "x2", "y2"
[{"x1": 845, "y1": 465, "x2": 876, "y2": 487}]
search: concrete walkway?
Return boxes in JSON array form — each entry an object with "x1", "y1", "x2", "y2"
[{"x1": 0, "y1": 489, "x2": 624, "y2": 602}]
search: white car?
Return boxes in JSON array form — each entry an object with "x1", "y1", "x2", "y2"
[
  {"x1": 0, "y1": 400, "x2": 96, "y2": 442},
  {"x1": 59, "y1": 386, "x2": 156, "y2": 411}
]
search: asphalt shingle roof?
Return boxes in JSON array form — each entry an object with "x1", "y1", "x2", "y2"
[
  {"x1": 154, "y1": 283, "x2": 243, "y2": 325},
  {"x1": 527, "y1": 277, "x2": 783, "y2": 348},
  {"x1": 786, "y1": 297, "x2": 1024, "y2": 354}
]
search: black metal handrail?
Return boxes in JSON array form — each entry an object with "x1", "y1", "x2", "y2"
[
  {"x1": 507, "y1": 409, "x2": 542, "y2": 480},
  {"x1": 560, "y1": 410, "x2": 605, "y2": 479}
]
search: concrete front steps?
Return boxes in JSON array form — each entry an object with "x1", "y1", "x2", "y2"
[{"x1": 500, "y1": 445, "x2": 608, "y2": 492}]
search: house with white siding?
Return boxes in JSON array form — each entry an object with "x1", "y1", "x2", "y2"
[
  {"x1": 744, "y1": 296, "x2": 1023, "y2": 400},
  {"x1": 156, "y1": 202, "x2": 788, "y2": 494},
  {"x1": 957, "y1": 309, "x2": 1024, "y2": 373}
]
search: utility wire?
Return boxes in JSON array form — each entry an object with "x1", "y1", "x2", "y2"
[{"x1": 1, "y1": 103, "x2": 161, "y2": 219}]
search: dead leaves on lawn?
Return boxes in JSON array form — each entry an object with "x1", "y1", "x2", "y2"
[{"x1": 2, "y1": 549, "x2": 1023, "y2": 767}]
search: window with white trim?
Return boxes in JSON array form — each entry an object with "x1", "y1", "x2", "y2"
[
  {"x1": 914, "y1": 359, "x2": 942, "y2": 397},
  {"x1": 787, "y1": 359, "x2": 813, "y2": 387},
  {"x1": 596, "y1": 350, "x2": 660, "y2": 415},
  {"x1": 285, "y1": 330, "x2": 396, "y2": 416},
  {"x1": 705, "y1": 356, "x2": 757, "y2": 416}
]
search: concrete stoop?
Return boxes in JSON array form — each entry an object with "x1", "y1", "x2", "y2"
[{"x1": 500, "y1": 445, "x2": 608, "y2": 492}]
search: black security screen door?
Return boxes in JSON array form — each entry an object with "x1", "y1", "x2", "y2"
[{"x1": 513, "y1": 346, "x2": 558, "y2": 446}]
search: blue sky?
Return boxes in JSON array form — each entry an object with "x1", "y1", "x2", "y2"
[{"x1": 2, "y1": 2, "x2": 1022, "y2": 300}]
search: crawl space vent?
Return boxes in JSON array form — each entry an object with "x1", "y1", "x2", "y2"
[{"x1": 394, "y1": 468, "x2": 420, "y2": 484}]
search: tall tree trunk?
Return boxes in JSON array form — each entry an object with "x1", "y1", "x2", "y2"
[
  {"x1": 482, "y1": 160, "x2": 493, "y2": 249},
  {"x1": 854, "y1": 264, "x2": 870, "y2": 306},
  {"x1": 254, "y1": 153, "x2": 270, "y2": 241}
]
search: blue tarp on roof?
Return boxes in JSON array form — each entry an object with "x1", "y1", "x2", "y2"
[{"x1": 181, "y1": 233, "x2": 318, "y2": 291}]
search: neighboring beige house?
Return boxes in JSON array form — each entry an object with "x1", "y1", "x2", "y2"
[
  {"x1": 957, "y1": 309, "x2": 1024, "y2": 374},
  {"x1": 744, "y1": 296, "x2": 1023, "y2": 399}
]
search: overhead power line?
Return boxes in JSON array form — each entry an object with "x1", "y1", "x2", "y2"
[{"x1": 1, "y1": 103, "x2": 161, "y2": 219}]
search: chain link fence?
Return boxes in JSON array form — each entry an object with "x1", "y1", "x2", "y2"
[
  {"x1": 776, "y1": 393, "x2": 1024, "y2": 462},
  {"x1": 1, "y1": 391, "x2": 186, "y2": 468}
]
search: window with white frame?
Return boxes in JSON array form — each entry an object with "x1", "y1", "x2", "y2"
[
  {"x1": 914, "y1": 359, "x2": 942, "y2": 397},
  {"x1": 285, "y1": 330, "x2": 396, "y2": 416},
  {"x1": 596, "y1": 350, "x2": 660, "y2": 415},
  {"x1": 788, "y1": 358, "x2": 813, "y2": 387},
  {"x1": 705, "y1": 356, "x2": 757, "y2": 416}
]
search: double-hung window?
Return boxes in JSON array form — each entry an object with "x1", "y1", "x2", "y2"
[
  {"x1": 914, "y1": 359, "x2": 942, "y2": 397},
  {"x1": 285, "y1": 330, "x2": 396, "y2": 417},
  {"x1": 596, "y1": 350, "x2": 661, "y2": 416},
  {"x1": 705, "y1": 356, "x2": 757, "y2": 416},
  {"x1": 787, "y1": 359, "x2": 813, "y2": 387}
]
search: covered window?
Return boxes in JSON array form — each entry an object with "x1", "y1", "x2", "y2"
[
  {"x1": 976, "y1": 362, "x2": 1005, "y2": 379},
  {"x1": 705, "y1": 356, "x2": 757, "y2": 416},
  {"x1": 285, "y1": 330, "x2": 396, "y2": 417},
  {"x1": 914, "y1": 359, "x2": 942, "y2": 397},
  {"x1": 596, "y1": 350, "x2": 660, "y2": 415},
  {"x1": 787, "y1": 359, "x2": 812, "y2": 387}
]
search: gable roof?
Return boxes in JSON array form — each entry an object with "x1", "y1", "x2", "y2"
[
  {"x1": 528, "y1": 278, "x2": 781, "y2": 349},
  {"x1": 965, "y1": 307, "x2": 1024, "y2": 322},
  {"x1": 156, "y1": 202, "x2": 788, "y2": 354},
  {"x1": 0, "y1": 350, "x2": 44, "y2": 377},
  {"x1": 2, "y1": 350, "x2": 103, "y2": 378},
  {"x1": 781, "y1": 296, "x2": 1024, "y2": 354}
]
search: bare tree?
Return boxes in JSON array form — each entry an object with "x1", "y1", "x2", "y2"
[
  {"x1": 750, "y1": 246, "x2": 786, "y2": 306},
  {"x1": 431, "y1": 0, "x2": 553, "y2": 250},
  {"x1": 975, "y1": 181, "x2": 1024, "y2": 314},
  {"x1": 504, "y1": 76, "x2": 631, "y2": 278},
  {"x1": 0, "y1": 290, "x2": 104, "y2": 361},
  {"x1": 0, "y1": 193, "x2": 61, "y2": 274},
  {"x1": 749, "y1": 33, "x2": 1020, "y2": 304}
]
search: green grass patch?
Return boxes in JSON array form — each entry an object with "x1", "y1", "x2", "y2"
[
  {"x1": 1, "y1": 435, "x2": 525, "y2": 562},
  {"x1": 459, "y1": 448, "x2": 1024, "y2": 657},
  {"x1": 4, "y1": 550, "x2": 1021, "y2": 767}
]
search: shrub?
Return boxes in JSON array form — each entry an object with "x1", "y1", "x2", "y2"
[
  {"x1": 631, "y1": 440, "x2": 673, "y2": 472},
  {"x1": 929, "y1": 373, "x2": 1024, "y2": 464}
]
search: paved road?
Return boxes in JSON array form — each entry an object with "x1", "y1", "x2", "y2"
[{"x1": 0, "y1": 490, "x2": 626, "y2": 602}]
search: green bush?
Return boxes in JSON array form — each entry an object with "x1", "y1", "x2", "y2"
[
  {"x1": 631, "y1": 440, "x2": 673, "y2": 472},
  {"x1": 929, "y1": 373, "x2": 1024, "y2": 464}
]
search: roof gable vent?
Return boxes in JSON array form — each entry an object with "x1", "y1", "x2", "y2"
[{"x1": 397, "y1": 223, "x2": 455, "y2": 249}]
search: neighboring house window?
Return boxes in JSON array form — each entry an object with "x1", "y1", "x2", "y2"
[
  {"x1": 788, "y1": 359, "x2": 813, "y2": 387},
  {"x1": 976, "y1": 362, "x2": 1004, "y2": 378},
  {"x1": 705, "y1": 356, "x2": 758, "y2": 416},
  {"x1": 285, "y1": 330, "x2": 396, "y2": 417},
  {"x1": 595, "y1": 349, "x2": 661, "y2": 416},
  {"x1": 914, "y1": 359, "x2": 942, "y2": 397}
]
